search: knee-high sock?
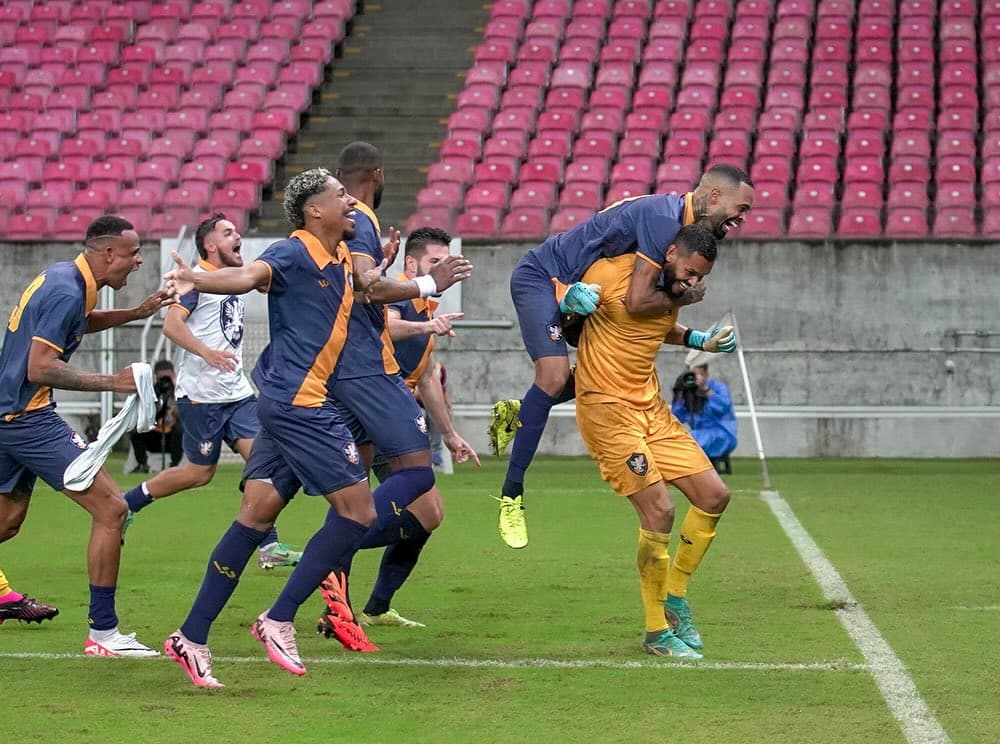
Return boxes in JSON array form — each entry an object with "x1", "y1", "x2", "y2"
[
  {"x1": 637, "y1": 528, "x2": 671, "y2": 633},
  {"x1": 0, "y1": 567, "x2": 12, "y2": 596},
  {"x1": 267, "y1": 511, "x2": 367, "y2": 623},
  {"x1": 364, "y1": 513, "x2": 431, "y2": 616},
  {"x1": 666, "y1": 506, "x2": 722, "y2": 599},
  {"x1": 358, "y1": 467, "x2": 435, "y2": 549},
  {"x1": 502, "y1": 384, "x2": 559, "y2": 497},
  {"x1": 180, "y1": 521, "x2": 270, "y2": 644}
]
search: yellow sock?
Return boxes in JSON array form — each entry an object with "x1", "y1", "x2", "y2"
[
  {"x1": 666, "y1": 505, "x2": 722, "y2": 598},
  {"x1": 0, "y1": 567, "x2": 11, "y2": 595},
  {"x1": 636, "y1": 528, "x2": 671, "y2": 632}
]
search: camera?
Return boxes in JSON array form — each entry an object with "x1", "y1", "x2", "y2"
[
  {"x1": 153, "y1": 374, "x2": 175, "y2": 419},
  {"x1": 673, "y1": 371, "x2": 706, "y2": 414}
]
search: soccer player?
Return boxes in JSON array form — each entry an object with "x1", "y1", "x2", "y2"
[
  {"x1": 0, "y1": 567, "x2": 58, "y2": 624},
  {"x1": 314, "y1": 144, "x2": 474, "y2": 642},
  {"x1": 357, "y1": 226, "x2": 480, "y2": 629},
  {"x1": 162, "y1": 169, "x2": 471, "y2": 687},
  {"x1": 490, "y1": 164, "x2": 754, "y2": 549},
  {"x1": 574, "y1": 224, "x2": 736, "y2": 658},
  {"x1": 0, "y1": 215, "x2": 170, "y2": 656},
  {"x1": 120, "y1": 213, "x2": 302, "y2": 569}
]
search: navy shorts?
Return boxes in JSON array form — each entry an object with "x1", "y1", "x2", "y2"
[
  {"x1": 241, "y1": 394, "x2": 366, "y2": 499},
  {"x1": 330, "y1": 373, "x2": 430, "y2": 458},
  {"x1": 510, "y1": 256, "x2": 567, "y2": 361},
  {"x1": 0, "y1": 407, "x2": 90, "y2": 494},
  {"x1": 178, "y1": 395, "x2": 259, "y2": 466}
]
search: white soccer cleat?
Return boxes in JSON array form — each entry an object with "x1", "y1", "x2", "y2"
[{"x1": 84, "y1": 628, "x2": 160, "y2": 658}]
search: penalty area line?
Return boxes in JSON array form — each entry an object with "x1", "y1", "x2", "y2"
[
  {"x1": 0, "y1": 651, "x2": 865, "y2": 673},
  {"x1": 761, "y1": 490, "x2": 951, "y2": 744}
]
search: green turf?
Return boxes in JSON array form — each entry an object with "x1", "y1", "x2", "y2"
[{"x1": 2, "y1": 457, "x2": 997, "y2": 743}]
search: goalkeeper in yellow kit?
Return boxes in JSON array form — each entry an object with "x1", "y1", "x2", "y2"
[{"x1": 574, "y1": 223, "x2": 736, "y2": 658}]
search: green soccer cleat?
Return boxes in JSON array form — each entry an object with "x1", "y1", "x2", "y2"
[
  {"x1": 664, "y1": 595, "x2": 704, "y2": 650},
  {"x1": 642, "y1": 628, "x2": 703, "y2": 659},
  {"x1": 488, "y1": 399, "x2": 521, "y2": 456},
  {"x1": 495, "y1": 494, "x2": 528, "y2": 549},
  {"x1": 359, "y1": 608, "x2": 426, "y2": 628},
  {"x1": 258, "y1": 542, "x2": 303, "y2": 570}
]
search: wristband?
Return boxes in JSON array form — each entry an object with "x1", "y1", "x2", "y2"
[
  {"x1": 684, "y1": 328, "x2": 708, "y2": 350},
  {"x1": 414, "y1": 274, "x2": 437, "y2": 298}
]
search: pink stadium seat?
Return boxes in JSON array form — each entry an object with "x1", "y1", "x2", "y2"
[
  {"x1": 889, "y1": 157, "x2": 930, "y2": 184},
  {"x1": 788, "y1": 207, "x2": 833, "y2": 238},
  {"x1": 605, "y1": 182, "x2": 647, "y2": 203},
  {"x1": 751, "y1": 181, "x2": 789, "y2": 209},
  {"x1": 550, "y1": 62, "x2": 593, "y2": 89},
  {"x1": 664, "y1": 132, "x2": 704, "y2": 160},
  {"x1": 884, "y1": 208, "x2": 929, "y2": 237},
  {"x1": 981, "y1": 208, "x2": 1000, "y2": 237},
  {"x1": 501, "y1": 208, "x2": 549, "y2": 238},
  {"x1": 519, "y1": 159, "x2": 563, "y2": 184},
  {"x1": 793, "y1": 182, "x2": 836, "y2": 208},
  {"x1": 465, "y1": 183, "x2": 510, "y2": 209},
  {"x1": 933, "y1": 208, "x2": 976, "y2": 238},
  {"x1": 935, "y1": 157, "x2": 976, "y2": 186},
  {"x1": 549, "y1": 208, "x2": 593, "y2": 234},
  {"x1": 936, "y1": 182, "x2": 976, "y2": 209},
  {"x1": 510, "y1": 181, "x2": 558, "y2": 209},
  {"x1": 841, "y1": 184, "x2": 883, "y2": 210},
  {"x1": 887, "y1": 183, "x2": 929, "y2": 210},
  {"x1": 406, "y1": 209, "x2": 455, "y2": 234},
  {"x1": 454, "y1": 208, "x2": 501, "y2": 238},
  {"x1": 797, "y1": 158, "x2": 839, "y2": 186},
  {"x1": 7, "y1": 213, "x2": 51, "y2": 240},
  {"x1": 417, "y1": 182, "x2": 465, "y2": 210},
  {"x1": 611, "y1": 159, "x2": 653, "y2": 185},
  {"x1": 565, "y1": 156, "x2": 609, "y2": 185},
  {"x1": 151, "y1": 208, "x2": 200, "y2": 237},
  {"x1": 738, "y1": 209, "x2": 786, "y2": 238},
  {"x1": 844, "y1": 130, "x2": 885, "y2": 159}
]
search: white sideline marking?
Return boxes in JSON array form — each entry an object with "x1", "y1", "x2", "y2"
[
  {"x1": 761, "y1": 490, "x2": 951, "y2": 744},
  {"x1": 0, "y1": 651, "x2": 865, "y2": 673}
]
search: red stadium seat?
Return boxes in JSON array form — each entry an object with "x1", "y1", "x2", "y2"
[
  {"x1": 981, "y1": 208, "x2": 1000, "y2": 237},
  {"x1": 454, "y1": 208, "x2": 501, "y2": 238},
  {"x1": 793, "y1": 182, "x2": 836, "y2": 208},
  {"x1": 887, "y1": 182, "x2": 929, "y2": 210},
  {"x1": 7, "y1": 212, "x2": 51, "y2": 240},
  {"x1": 406, "y1": 209, "x2": 455, "y2": 234},
  {"x1": 933, "y1": 208, "x2": 976, "y2": 238},
  {"x1": 841, "y1": 184, "x2": 883, "y2": 210},
  {"x1": 465, "y1": 183, "x2": 510, "y2": 210},
  {"x1": 510, "y1": 182, "x2": 558, "y2": 209},
  {"x1": 889, "y1": 157, "x2": 930, "y2": 184},
  {"x1": 884, "y1": 208, "x2": 929, "y2": 237},
  {"x1": 788, "y1": 207, "x2": 833, "y2": 238},
  {"x1": 737, "y1": 209, "x2": 786, "y2": 238},
  {"x1": 936, "y1": 182, "x2": 976, "y2": 209},
  {"x1": 549, "y1": 208, "x2": 593, "y2": 234},
  {"x1": 501, "y1": 208, "x2": 550, "y2": 238}
]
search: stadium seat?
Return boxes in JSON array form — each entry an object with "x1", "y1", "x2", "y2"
[
  {"x1": 454, "y1": 208, "x2": 502, "y2": 238},
  {"x1": 788, "y1": 207, "x2": 833, "y2": 238},
  {"x1": 737, "y1": 209, "x2": 786, "y2": 238},
  {"x1": 933, "y1": 208, "x2": 976, "y2": 238},
  {"x1": 501, "y1": 208, "x2": 550, "y2": 238},
  {"x1": 549, "y1": 207, "x2": 593, "y2": 233},
  {"x1": 884, "y1": 208, "x2": 929, "y2": 237},
  {"x1": 838, "y1": 208, "x2": 882, "y2": 237}
]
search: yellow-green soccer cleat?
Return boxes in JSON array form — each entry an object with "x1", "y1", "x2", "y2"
[
  {"x1": 642, "y1": 628, "x2": 703, "y2": 659},
  {"x1": 488, "y1": 399, "x2": 521, "y2": 456},
  {"x1": 359, "y1": 608, "x2": 426, "y2": 628},
  {"x1": 496, "y1": 495, "x2": 528, "y2": 549}
]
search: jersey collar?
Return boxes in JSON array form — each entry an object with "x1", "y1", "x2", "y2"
[
  {"x1": 682, "y1": 192, "x2": 695, "y2": 225},
  {"x1": 197, "y1": 259, "x2": 218, "y2": 271},
  {"x1": 73, "y1": 253, "x2": 98, "y2": 316},
  {"x1": 291, "y1": 229, "x2": 349, "y2": 269},
  {"x1": 353, "y1": 201, "x2": 381, "y2": 233}
]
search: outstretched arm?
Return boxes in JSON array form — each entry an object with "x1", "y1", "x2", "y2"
[
  {"x1": 86, "y1": 289, "x2": 174, "y2": 333},
  {"x1": 27, "y1": 340, "x2": 137, "y2": 393},
  {"x1": 354, "y1": 253, "x2": 473, "y2": 304},
  {"x1": 164, "y1": 251, "x2": 270, "y2": 298}
]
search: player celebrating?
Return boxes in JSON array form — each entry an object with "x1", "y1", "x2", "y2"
[
  {"x1": 120, "y1": 213, "x2": 301, "y2": 569},
  {"x1": 490, "y1": 164, "x2": 754, "y2": 549},
  {"x1": 0, "y1": 215, "x2": 170, "y2": 656},
  {"x1": 574, "y1": 224, "x2": 735, "y2": 658}
]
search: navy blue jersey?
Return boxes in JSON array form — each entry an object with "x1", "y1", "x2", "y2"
[
  {"x1": 388, "y1": 273, "x2": 437, "y2": 390},
  {"x1": 0, "y1": 254, "x2": 97, "y2": 419}
]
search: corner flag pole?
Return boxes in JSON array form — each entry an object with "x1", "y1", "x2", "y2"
[{"x1": 731, "y1": 310, "x2": 773, "y2": 491}]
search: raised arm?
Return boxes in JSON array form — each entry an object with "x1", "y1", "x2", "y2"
[
  {"x1": 353, "y1": 253, "x2": 473, "y2": 304},
  {"x1": 164, "y1": 251, "x2": 270, "y2": 299}
]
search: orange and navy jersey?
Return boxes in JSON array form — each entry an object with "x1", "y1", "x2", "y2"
[
  {"x1": 0, "y1": 254, "x2": 97, "y2": 420},
  {"x1": 523, "y1": 193, "x2": 694, "y2": 289},
  {"x1": 575, "y1": 254, "x2": 679, "y2": 410},
  {"x1": 388, "y1": 272, "x2": 438, "y2": 391},
  {"x1": 339, "y1": 201, "x2": 399, "y2": 379},
  {"x1": 250, "y1": 230, "x2": 354, "y2": 408}
]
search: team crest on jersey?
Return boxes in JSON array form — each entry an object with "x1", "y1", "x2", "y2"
[
  {"x1": 200, "y1": 441, "x2": 215, "y2": 457},
  {"x1": 219, "y1": 295, "x2": 245, "y2": 349},
  {"x1": 414, "y1": 414, "x2": 428, "y2": 434},
  {"x1": 343, "y1": 441, "x2": 360, "y2": 464},
  {"x1": 70, "y1": 432, "x2": 87, "y2": 449},
  {"x1": 546, "y1": 322, "x2": 563, "y2": 342},
  {"x1": 626, "y1": 452, "x2": 648, "y2": 476}
]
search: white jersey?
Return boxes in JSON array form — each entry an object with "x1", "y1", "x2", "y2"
[{"x1": 173, "y1": 261, "x2": 255, "y2": 404}]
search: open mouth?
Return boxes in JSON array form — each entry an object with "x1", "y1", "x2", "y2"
[
  {"x1": 719, "y1": 217, "x2": 741, "y2": 234},
  {"x1": 233, "y1": 243, "x2": 242, "y2": 255}
]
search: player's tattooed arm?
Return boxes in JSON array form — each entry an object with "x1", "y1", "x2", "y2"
[
  {"x1": 626, "y1": 255, "x2": 678, "y2": 316},
  {"x1": 28, "y1": 340, "x2": 136, "y2": 392}
]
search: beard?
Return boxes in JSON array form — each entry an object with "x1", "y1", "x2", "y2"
[
  {"x1": 373, "y1": 183, "x2": 384, "y2": 210},
  {"x1": 658, "y1": 264, "x2": 686, "y2": 299}
]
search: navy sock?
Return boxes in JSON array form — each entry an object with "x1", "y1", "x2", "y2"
[
  {"x1": 364, "y1": 516, "x2": 431, "y2": 616},
  {"x1": 502, "y1": 384, "x2": 558, "y2": 497},
  {"x1": 359, "y1": 467, "x2": 435, "y2": 549},
  {"x1": 180, "y1": 521, "x2": 270, "y2": 644},
  {"x1": 123, "y1": 483, "x2": 153, "y2": 513},
  {"x1": 554, "y1": 368, "x2": 576, "y2": 404},
  {"x1": 261, "y1": 525, "x2": 280, "y2": 547},
  {"x1": 88, "y1": 584, "x2": 118, "y2": 631},
  {"x1": 267, "y1": 511, "x2": 367, "y2": 623}
]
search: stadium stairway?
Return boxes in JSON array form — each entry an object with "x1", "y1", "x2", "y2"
[{"x1": 254, "y1": 0, "x2": 490, "y2": 234}]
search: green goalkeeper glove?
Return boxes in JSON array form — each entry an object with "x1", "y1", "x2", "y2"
[{"x1": 684, "y1": 325, "x2": 737, "y2": 353}]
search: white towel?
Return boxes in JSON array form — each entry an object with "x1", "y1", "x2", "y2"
[{"x1": 63, "y1": 363, "x2": 156, "y2": 491}]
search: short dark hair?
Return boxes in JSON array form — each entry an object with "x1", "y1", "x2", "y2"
[
  {"x1": 153, "y1": 359, "x2": 174, "y2": 373},
  {"x1": 704, "y1": 163, "x2": 754, "y2": 189},
  {"x1": 406, "y1": 226, "x2": 451, "y2": 260},
  {"x1": 85, "y1": 215, "x2": 133, "y2": 241},
  {"x1": 674, "y1": 223, "x2": 718, "y2": 262},
  {"x1": 337, "y1": 141, "x2": 381, "y2": 177},
  {"x1": 195, "y1": 212, "x2": 227, "y2": 259}
]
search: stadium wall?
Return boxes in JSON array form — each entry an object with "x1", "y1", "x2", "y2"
[{"x1": 2, "y1": 240, "x2": 997, "y2": 458}]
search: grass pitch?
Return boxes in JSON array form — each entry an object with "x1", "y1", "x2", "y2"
[{"x1": 2, "y1": 457, "x2": 997, "y2": 743}]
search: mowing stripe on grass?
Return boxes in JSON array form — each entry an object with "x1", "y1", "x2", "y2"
[
  {"x1": 0, "y1": 651, "x2": 866, "y2": 672},
  {"x1": 951, "y1": 605, "x2": 1000, "y2": 611},
  {"x1": 761, "y1": 490, "x2": 951, "y2": 744}
]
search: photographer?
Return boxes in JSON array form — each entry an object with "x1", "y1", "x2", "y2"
[
  {"x1": 129, "y1": 359, "x2": 183, "y2": 472},
  {"x1": 671, "y1": 363, "x2": 737, "y2": 467}
]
